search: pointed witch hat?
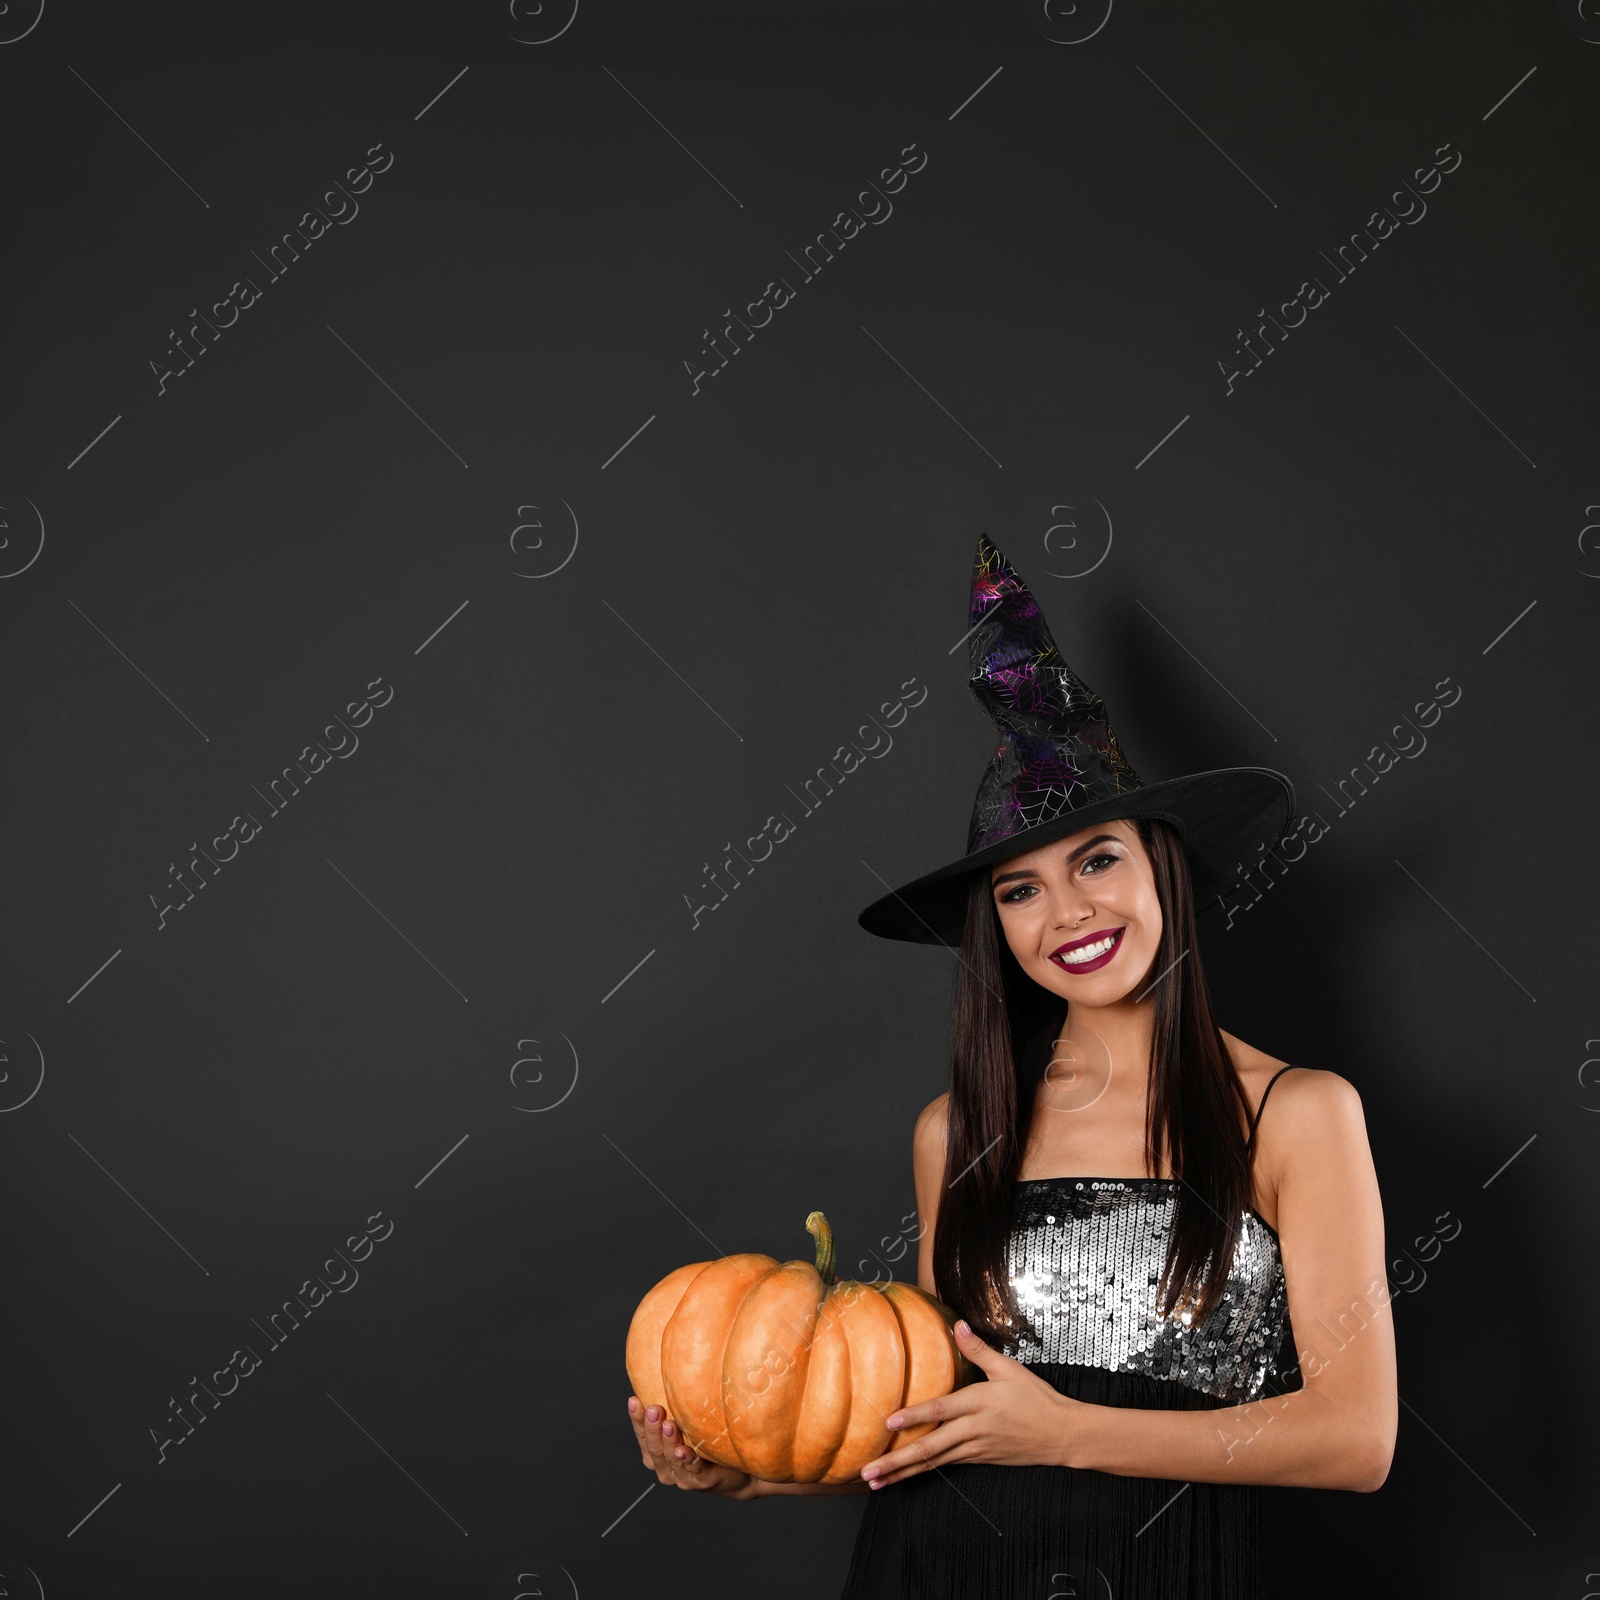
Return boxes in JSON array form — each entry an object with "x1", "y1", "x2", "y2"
[{"x1": 857, "y1": 536, "x2": 1295, "y2": 946}]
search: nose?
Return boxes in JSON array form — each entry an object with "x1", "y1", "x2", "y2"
[{"x1": 1049, "y1": 874, "x2": 1095, "y2": 929}]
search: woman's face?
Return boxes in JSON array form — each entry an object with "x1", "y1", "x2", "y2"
[{"x1": 988, "y1": 818, "x2": 1164, "y2": 1005}]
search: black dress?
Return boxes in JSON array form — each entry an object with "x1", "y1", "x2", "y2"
[{"x1": 840, "y1": 1063, "x2": 1301, "y2": 1600}]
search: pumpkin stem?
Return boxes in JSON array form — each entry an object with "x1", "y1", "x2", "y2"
[{"x1": 805, "y1": 1211, "x2": 836, "y2": 1287}]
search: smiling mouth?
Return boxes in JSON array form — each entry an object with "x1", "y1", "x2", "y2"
[{"x1": 1049, "y1": 928, "x2": 1125, "y2": 972}]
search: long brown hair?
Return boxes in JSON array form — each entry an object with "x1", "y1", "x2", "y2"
[{"x1": 931, "y1": 815, "x2": 1257, "y2": 1346}]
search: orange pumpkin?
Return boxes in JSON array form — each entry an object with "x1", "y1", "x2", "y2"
[{"x1": 625, "y1": 1210, "x2": 976, "y2": 1484}]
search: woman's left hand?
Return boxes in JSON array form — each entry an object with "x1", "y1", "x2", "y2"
[{"x1": 859, "y1": 1319, "x2": 1087, "y2": 1487}]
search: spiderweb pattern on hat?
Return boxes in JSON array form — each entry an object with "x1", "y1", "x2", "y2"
[{"x1": 965, "y1": 538, "x2": 1142, "y2": 856}]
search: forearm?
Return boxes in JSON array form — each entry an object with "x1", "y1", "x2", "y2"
[{"x1": 1064, "y1": 1384, "x2": 1387, "y2": 1491}]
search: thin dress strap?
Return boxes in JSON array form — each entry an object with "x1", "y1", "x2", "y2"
[{"x1": 1245, "y1": 1064, "x2": 1295, "y2": 1155}]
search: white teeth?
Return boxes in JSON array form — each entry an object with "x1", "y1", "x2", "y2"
[{"x1": 1057, "y1": 934, "x2": 1116, "y2": 965}]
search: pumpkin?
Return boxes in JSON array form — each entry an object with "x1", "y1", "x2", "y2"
[{"x1": 625, "y1": 1210, "x2": 976, "y2": 1484}]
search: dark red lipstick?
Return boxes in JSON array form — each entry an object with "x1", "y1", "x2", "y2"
[{"x1": 1048, "y1": 926, "x2": 1125, "y2": 974}]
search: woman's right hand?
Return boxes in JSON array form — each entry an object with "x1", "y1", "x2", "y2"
[{"x1": 628, "y1": 1395, "x2": 758, "y2": 1499}]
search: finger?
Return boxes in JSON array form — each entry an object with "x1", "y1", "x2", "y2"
[
  {"x1": 672, "y1": 1434, "x2": 719, "y2": 1481},
  {"x1": 627, "y1": 1396, "x2": 656, "y2": 1466},
  {"x1": 659, "y1": 1434, "x2": 706, "y2": 1486},
  {"x1": 884, "y1": 1401, "x2": 930, "y2": 1432},
  {"x1": 649, "y1": 1426, "x2": 689, "y2": 1485},
  {"x1": 875, "y1": 1445, "x2": 966, "y2": 1488},
  {"x1": 860, "y1": 1421, "x2": 968, "y2": 1484},
  {"x1": 884, "y1": 1385, "x2": 979, "y2": 1433},
  {"x1": 659, "y1": 1416, "x2": 704, "y2": 1472},
  {"x1": 637, "y1": 1405, "x2": 714, "y2": 1488},
  {"x1": 640, "y1": 1404, "x2": 675, "y2": 1465},
  {"x1": 871, "y1": 1431, "x2": 974, "y2": 1488},
  {"x1": 951, "y1": 1317, "x2": 1015, "y2": 1373},
  {"x1": 627, "y1": 1395, "x2": 650, "y2": 1442}
]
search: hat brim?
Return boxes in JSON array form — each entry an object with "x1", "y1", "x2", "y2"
[{"x1": 857, "y1": 766, "x2": 1295, "y2": 946}]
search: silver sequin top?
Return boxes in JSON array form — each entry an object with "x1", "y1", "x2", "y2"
[{"x1": 999, "y1": 1176, "x2": 1290, "y2": 1404}]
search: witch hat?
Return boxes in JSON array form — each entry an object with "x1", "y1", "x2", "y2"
[{"x1": 857, "y1": 536, "x2": 1295, "y2": 946}]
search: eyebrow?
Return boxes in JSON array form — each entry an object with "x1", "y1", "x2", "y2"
[{"x1": 990, "y1": 834, "x2": 1122, "y2": 889}]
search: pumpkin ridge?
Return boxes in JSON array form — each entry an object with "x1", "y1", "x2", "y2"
[
  {"x1": 792, "y1": 1279, "x2": 852, "y2": 1479},
  {"x1": 713, "y1": 1266, "x2": 789, "y2": 1472},
  {"x1": 722, "y1": 1260, "x2": 823, "y2": 1480},
  {"x1": 623, "y1": 1259, "x2": 712, "y2": 1419},
  {"x1": 659, "y1": 1253, "x2": 775, "y2": 1472},
  {"x1": 875, "y1": 1282, "x2": 916, "y2": 1410},
  {"x1": 877, "y1": 1280, "x2": 964, "y2": 1454},
  {"x1": 799, "y1": 1283, "x2": 851, "y2": 1481},
  {"x1": 821, "y1": 1280, "x2": 905, "y2": 1482}
]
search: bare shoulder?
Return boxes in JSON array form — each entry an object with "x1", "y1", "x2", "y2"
[
  {"x1": 913, "y1": 1092, "x2": 949, "y2": 1167},
  {"x1": 1260, "y1": 1066, "x2": 1367, "y2": 1144},
  {"x1": 1220, "y1": 1036, "x2": 1371, "y2": 1223},
  {"x1": 1219, "y1": 1031, "x2": 1363, "y2": 1125},
  {"x1": 1239, "y1": 1061, "x2": 1382, "y2": 1261},
  {"x1": 915, "y1": 1088, "x2": 947, "y2": 1190},
  {"x1": 910, "y1": 1094, "x2": 950, "y2": 1297}
]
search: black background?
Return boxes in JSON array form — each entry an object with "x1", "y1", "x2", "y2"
[{"x1": 3, "y1": 0, "x2": 1597, "y2": 1595}]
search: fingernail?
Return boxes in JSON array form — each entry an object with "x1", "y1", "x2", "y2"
[
  {"x1": 956, "y1": 1319, "x2": 970, "y2": 1336},
  {"x1": 662, "y1": 1421, "x2": 675, "y2": 1437},
  {"x1": 870, "y1": 1479, "x2": 883, "y2": 1490},
  {"x1": 627, "y1": 1398, "x2": 639, "y2": 1414},
  {"x1": 645, "y1": 1406, "x2": 660, "y2": 1423},
  {"x1": 886, "y1": 1415, "x2": 903, "y2": 1430},
  {"x1": 861, "y1": 1466, "x2": 879, "y2": 1480}
]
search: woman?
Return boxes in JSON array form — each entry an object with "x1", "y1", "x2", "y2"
[{"x1": 627, "y1": 537, "x2": 1397, "y2": 1597}]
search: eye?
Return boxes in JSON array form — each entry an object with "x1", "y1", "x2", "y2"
[
  {"x1": 1080, "y1": 852, "x2": 1121, "y2": 875},
  {"x1": 995, "y1": 882, "x2": 1037, "y2": 905}
]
